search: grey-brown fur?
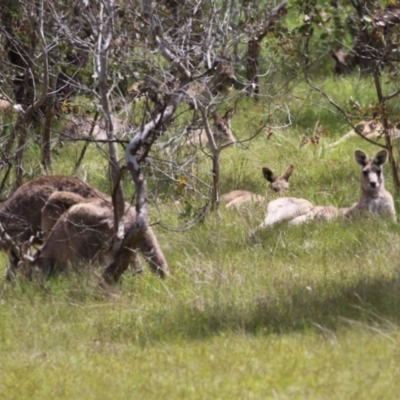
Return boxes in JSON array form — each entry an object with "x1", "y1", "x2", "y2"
[
  {"x1": 329, "y1": 120, "x2": 400, "y2": 148},
  {"x1": 1, "y1": 176, "x2": 168, "y2": 281},
  {"x1": 0, "y1": 176, "x2": 105, "y2": 251},
  {"x1": 0, "y1": 97, "x2": 12, "y2": 114},
  {"x1": 222, "y1": 165, "x2": 294, "y2": 208},
  {"x1": 344, "y1": 149, "x2": 396, "y2": 220},
  {"x1": 260, "y1": 149, "x2": 395, "y2": 228},
  {"x1": 61, "y1": 115, "x2": 132, "y2": 141},
  {"x1": 187, "y1": 109, "x2": 236, "y2": 147},
  {"x1": 262, "y1": 164, "x2": 294, "y2": 193},
  {"x1": 30, "y1": 192, "x2": 168, "y2": 281}
]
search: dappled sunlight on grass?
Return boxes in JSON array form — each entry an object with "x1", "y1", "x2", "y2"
[{"x1": 2, "y1": 71, "x2": 400, "y2": 398}]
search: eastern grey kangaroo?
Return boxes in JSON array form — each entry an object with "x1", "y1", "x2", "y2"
[
  {"x1": 26, "y1": 191, "x2": 169, "y2": 282},
  {"x1": 221, "y1": 165, "x2": 294, "y2": 208},
  {"x1": 259, "y1": 149, "x2": 395, "y2": 228},
  {"x1": 344, "y1": 149, "x2": 396, "y2": 220},
  {"x1": 186, "y1": 109, "x2": 236, "y2": 148},
  {"x1": 0, "y1": 176, "x2": 169, "y2": 282}
]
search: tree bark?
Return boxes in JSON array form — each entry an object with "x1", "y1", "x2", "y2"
[
  {"x1": 373, "y1": 70, "x2": 400, "y2": 191},
  {"x1": 14, "y1": 0, "x2": 49, "y2": 187},
  {"x1": 96, "y1": 0, "x2": 126, "y2": 240},
  {"x1": 42, "y1": 73, "x2": 56, "y2": 173},
  {"x1": 245, "y1": 0, "x2": 287, "y2": 96},
  {"x1": 200, "y1": 107, "x2": 221, "y2": 210},
  {"x1": 103, "y1": 80, "x2": 187, "y2": 283}
]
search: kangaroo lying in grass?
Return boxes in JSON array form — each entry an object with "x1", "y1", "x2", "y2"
[
  {"x1": 0, "y1": 176, "x2": 168, "y2": 282},
  {"x1": 260, "y1": 197, "x2": 348, "y2": 227},
  {"x1": 330, "y1": 120, "x2": 400, "y2": 148},
  {"x1": 259, "y1": 149, "x2": 395, "y2": 228},
  {"x1": 221, "y1": 165, "x2": 294, "y2": 208}
]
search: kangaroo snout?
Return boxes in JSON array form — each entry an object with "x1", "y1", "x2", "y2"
[{"x1": 369, "y1": 181, "x2": 378, "y2": 188}]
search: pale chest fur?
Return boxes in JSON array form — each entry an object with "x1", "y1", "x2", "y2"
[{"x1": 358, "y1": 191, "x2": 395, "y2": 215}]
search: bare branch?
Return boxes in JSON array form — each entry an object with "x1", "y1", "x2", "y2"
[
  {"x1": 383, "y1": 87, "x2": 400, "y2": 103},
  {"x1": 0, "y1": 222, "x2": 34, "y2": 264},
  {"x1": 305, "y1": 76, "x2": 386, "y2": 149},
  {"x1": 96, "y1": 0, "x2": 125, "y2": 241}
]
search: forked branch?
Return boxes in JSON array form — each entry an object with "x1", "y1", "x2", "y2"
[{"x1": 103, "y1": 80, "x2": 187, "y2": 283}]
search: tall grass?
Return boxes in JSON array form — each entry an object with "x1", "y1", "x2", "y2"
[{"x1": 1, "y1": 74, "x2": 400, "y2": 399}]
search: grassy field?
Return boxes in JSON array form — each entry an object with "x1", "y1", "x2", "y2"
[{"x1": 1, "y1": 76, "x2": 400, "y2": 399}]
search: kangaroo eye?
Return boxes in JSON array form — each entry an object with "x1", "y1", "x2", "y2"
[
  {"x1": 363, "y1": 171, "x2": 369, "y2": 176},
  {"x1": 376, "y1": 170, "x2": 381, "y2": 176}
]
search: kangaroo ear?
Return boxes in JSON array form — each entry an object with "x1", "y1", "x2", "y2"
[
  {"x1": 280, "y1": 165, "x2": 294, "y2": 182},
  {"x1": 262, "y1": 167, "x2": 277, "y2": 183},
  {"x1": 373, "y1": 149, "x2": 388, "y2": 166},
  {"x1": 354, "y1": 149, "x2": 369, "y2": 166}
]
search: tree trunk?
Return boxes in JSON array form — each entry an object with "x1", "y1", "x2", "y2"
[
  {"x1": 200, "y1": 107, "x2": 221, "y2": 210},
  {"x1": 42, "y1": 73, "x2": 57, "y2": 173},
  {"x1": 373, "y1": 70, "x2": 400, "y2": 191},
  {"x1": 11, "y1": 0, "x2": 49, "y2": 188},
  {"x1": 246, "y1": 39, "x2": 260, "y2": 95},
  {"x1": 97, "y1": 0, "x2": 126, "y2": 240}
]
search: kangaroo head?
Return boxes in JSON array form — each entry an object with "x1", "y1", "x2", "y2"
[
  {"x1": 211, "y1": 108, "x2": 236, "y2": 145},
  {"x1": 262, "y1": 164, "x2": 294, "y2": 193},
  {"x1": 355, "y1": 149, "x2": 388, "y2": 193}
]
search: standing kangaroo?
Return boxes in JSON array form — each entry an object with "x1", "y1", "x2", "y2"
[
  {"x1": 259, "y1": 149, "x2": 395, "y2": 228},
  {"x1": 0, "y1": 176, "x2": 168, "y2": 282},
  {"x1": 344, "y1": 149, "x2": 396, "y2": 220},
  {"x1": 221, "y1": 165, "x2": 294, "y2": 208}
]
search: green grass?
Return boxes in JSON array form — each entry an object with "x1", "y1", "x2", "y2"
[
  {"x1": 2, "y1": 73, "x2": 400, "y2": 399},
  {"x1": 1, "y1": 214, "x2": 400, "y2": 398},
  {"x1": 2, "y1": 329, "x2": 400, "y2": 399}
]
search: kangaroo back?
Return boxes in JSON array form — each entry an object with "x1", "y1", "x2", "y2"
[
  {"x1": 22, "y1": 192, "x2": 169, "y2": 282},
  {"x1": 2, "y1": 176, "x2": 169, "y2": 282},
  {"x1": 260, "y1": 197, "x2": 347, "y2": 228},
  {"x1": 0, "y1": 176, "x2": 104, "y2": 250}
]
